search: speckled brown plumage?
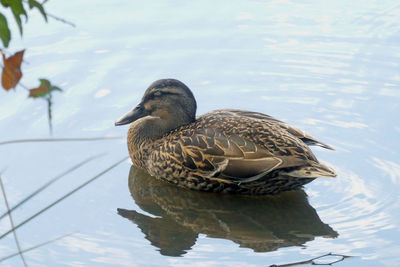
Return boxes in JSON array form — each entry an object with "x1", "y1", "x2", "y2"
[{"x1": 116, "y1": 79, "x2": 336, "y2": 195}]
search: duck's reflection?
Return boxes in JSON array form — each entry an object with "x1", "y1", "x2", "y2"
[{"x1": 118, "y1": 166, "x2": 338, "y2": 256}]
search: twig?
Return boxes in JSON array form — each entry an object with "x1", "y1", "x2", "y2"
[
  {"x1": 47, "y1": 96, "x2": 53, "y2": 134},
  {"x1": 17, "y1": 82, "x2": 29, "y2": 90},
  {"x1": 46, "y1": 12, "x2": 75, "y2": 27},
  {"x1": 0, "y1": 232, "x2": 74, "y2": 262},
  {"x1": 0, "y1": 176, "x2": 28, "y2": 267},
  {"x1": 269, "y1": 253, "x2": 352, "y2": 267},
  {"x1": 0, "y1": 153, "x2": 106, "y2": 221},
  {"x1": 0, "y1": 136, "x2": 122, "y2": 146},
  {"x1": 22, "y1": 0, "x2": 75, "y2": 27},
  {"x1": 0, "y1": 156, "x2": 129, "y2": 240}
]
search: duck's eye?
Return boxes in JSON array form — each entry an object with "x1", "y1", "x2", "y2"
[{"x1": 153, "y1": 91, "x2": 162, "y2": 97}]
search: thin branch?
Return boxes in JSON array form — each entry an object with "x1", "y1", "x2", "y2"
[
  {"x1": 269, "y1": 253, "x2": 353, "y2": 267},
  {"x1": 0, "y1": 156, "x2": 129, "y2": 240},
  {"x1": 0, "y1": 153, "x2": 106, "y2": 221},
  {"x1": 47, "y1": 96, "x2": 53, "y2": 134},
  {"x1": 0, "y1": 232, "x2": 74, "y2": 262},
  {"x1": 0, "y1": 176, "x2": 28, "y2": 267},
  {"x1": 0, "y1": 136, "x2": 122, "y2": 146},
  {"x1": 17, "y1": 82, "x2": 29, "y2": 90},
  {"x1": 22, "y1": 0, "x2": 75, "y2": 27},
  {"x1": 46, "y1": 12, "x2": 75, "y2": 27}
]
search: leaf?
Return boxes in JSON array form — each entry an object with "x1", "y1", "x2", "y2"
[
  {"x1": 1, "y1": 49, "x2": 24, "y2": 90},
  {"x1": 28, "y1": 0, "x2": 47, "y2": 22},
  {"x1": 29, "y1": 78, "x2": 62, "y2": 98},
  {"x1": 0, "y1": 13, "x2": 11, "y2": 47},
  {"x1": 28, "y1": 79, "x2": 50, "y2": 98},
  {"x1": 0, "y1": 0, "x2": 27, "y2": 35}
]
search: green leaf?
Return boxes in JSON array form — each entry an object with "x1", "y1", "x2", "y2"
[
  {"x1": 0, "y1": 0, "x2": 9, "y2": 7},
  {"x1": 50, "y1": 85, "x2": 62, "y2": 92},
  {"x1": 29, "y1": 79, "x2": 62, "y2": 98},
  {"x1": 28, "y1": 0, "x2": 47, "y2": 22},
  {"x1": 39, "y1": 78, "x2": 51, "y2": 86},
  {"x1": 0, "y1": 13, "x2": 11, "y2": 47},
  {"x1": 0, "y1": 0, "x2": 27, "y2": 35}
]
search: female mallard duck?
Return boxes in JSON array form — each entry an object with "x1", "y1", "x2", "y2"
[{"x1": 115, "y1": 79, "x2": 336, "y2": 195}]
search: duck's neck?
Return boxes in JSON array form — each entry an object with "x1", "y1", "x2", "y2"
[{"x1": 127, "y1": 115, "x2": 191, "y2": 164}]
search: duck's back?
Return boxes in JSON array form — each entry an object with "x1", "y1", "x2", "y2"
[
  {"x1": 194, "y1": 109, "x2": 317, "y2": 159},
  {"x1": 140, "y1": 109, "x2": 335, "y2": 195}
]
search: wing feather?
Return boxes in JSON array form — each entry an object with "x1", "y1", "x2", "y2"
[
  {"x1": 166, "y1": 128, "x2": 310, "y2": 183},
  {"x1": 150, "y1": 109, "x2": 334, "y2": 184},
  {"x1": 211, "y1": 109, "x2": 334, "y2": 150}
]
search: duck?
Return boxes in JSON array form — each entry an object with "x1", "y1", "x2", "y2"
[{"x1": 115, "y1": 79, "x2": 336, "y2": 195}]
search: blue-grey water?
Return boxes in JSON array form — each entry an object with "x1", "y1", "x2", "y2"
[{"x1": 1, "y1": 1, "x2": 399, "y2": 266}]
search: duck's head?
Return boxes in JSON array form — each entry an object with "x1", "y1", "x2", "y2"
[{"x1": 115, "y1": 79, "x2": 197, "y2": 136}]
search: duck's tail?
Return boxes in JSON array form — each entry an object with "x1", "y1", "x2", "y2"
[{"x1": 281, "y1": 162, "x2": 337, "y2": 178}]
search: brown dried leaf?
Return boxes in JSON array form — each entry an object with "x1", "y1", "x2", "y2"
[
  {"x1": 1, "y1": 49, "x2": 25, "y2": 90},
  {"x1": 28, "y1": 79, "x2": 51, "y2": 98},
  {"x1": 29, "y1": 79, "x2": 62, "y2": 98}
]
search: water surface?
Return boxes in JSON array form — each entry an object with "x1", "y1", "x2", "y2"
[{"x1": 0, "y1": 0, "x2": 399, "y2": 266}]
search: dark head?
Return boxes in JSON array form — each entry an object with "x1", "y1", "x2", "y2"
[{"x1": 115, "y1": 79, "x2": 197, "y2": 139}]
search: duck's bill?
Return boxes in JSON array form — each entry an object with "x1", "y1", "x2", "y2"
[{"x1": 115, "y1": 104, "x2": 147, "y2": 126}]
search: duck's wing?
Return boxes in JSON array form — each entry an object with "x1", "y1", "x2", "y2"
[
  {"x1": 272, "y1": 122, "x2": 334, "y2": 150},
  {"x1": 157, "y1": 128, "x2": 335, "y2": 184},
  {"x1": 210, "y1": 109, "x2": 334, "y2": 150}
]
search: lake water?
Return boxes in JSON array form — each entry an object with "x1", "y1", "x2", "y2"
[{"x1": 1, "y1": 0, "x2": 399, "y2": 266}]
